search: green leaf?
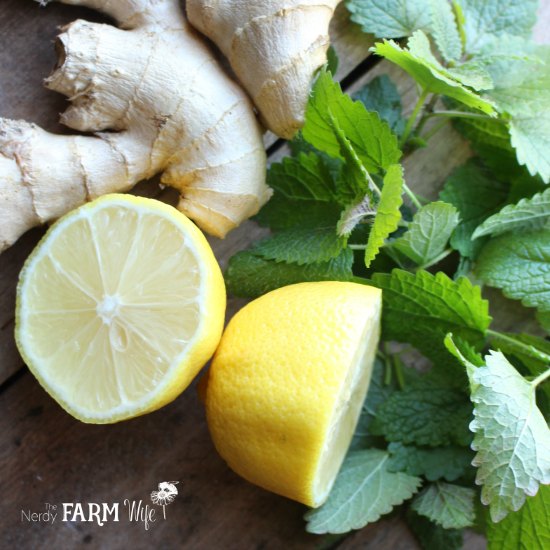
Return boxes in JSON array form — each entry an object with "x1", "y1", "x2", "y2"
[
  {"x1": 267, "y1": 153, "x2": 337, "y2": 202},
  {"x1": 538, "y1": 311, "x2": 550, "y2": 334},
  {"x1": 225, "y1": 249, "x2": 353, "y2": 299},
  {"x1": 370, "y1": 269, "x2": 491, "y2": 362},
  {"x1": 406, "y1": 509, "x2": 464, "y2": 550},
  {"x1": 305, "y1": 449, "x2": 421, "y2": 534},
  {"x1": 364, "y1": 165, "x2": 404, "y2": 268},
  {"x1": 452, "y1": 346, "x2": 550, "y2": 521},
  {"x1": 373, "y1": 31, "x2": 496, "y2": 114},
  {"x1": 387, "y1": 442, "x2": 474, "y2": 482},
  {"x1": 488, "y1": 332, "x2": 550, "y2": 377},
  {"x1": 353, "y1": 75, "x2": 406, "y2": 136},
  {"x1": 255, "y1": 194, "x2": 342, "y2": 231},
  {"x1": 457, "y1": 0, "x2": 539, "y2": 52},
  {"x1": 430, "y1": 0, "x2": 462, "y2": 62},
  {"x1": 257, "y1": 153, "x2": 343, "y2": 230},
  {"x1": 371, "y1": 380, "x2": 473, "y2": 447},
  {"x1": 331, "y1": 115, "x2": 379, "y2": 203},
  {"x1": 510, "y1": 114, "x2": 550, "y2": 184},
  {"x1": 351, "y1": 359, "x2": 396, "y2": 450},
  {"x1": 487, "y1": 486, "x2": 550, "y2": 550},
  {"x1": 473, "y1": 189, "x2": 550, "y2": 239},
  {"x1": 346, "y1": 0, "x2": 431, "y2": 39},
  {"x1": 477, "y1": 38, "x2": 550, "y2": 183},
  {"x1": 303, "y1": 70, "x2": 401, "y2": 173},
  {"x1": 411, "y1": 482, "x2": 476, "y2": 529},
  {"x1": 326, "y1": 45, "x2": 339, "y2": 75},
  {"x1": 476, "y1": 229, "x2": 550, "y2": 316},
  {"x1": 440, "y1": 161, "x2": 508, "y2": 258},
  {"x1": 392, "y1": 202, "x2": 460, "y2": 266},
  {"x1": 253, "y1": 227, "x2": 346, "y2": 265},
  {"x1": 453, "y1": 114, "x2": 512, "y2": 151}
]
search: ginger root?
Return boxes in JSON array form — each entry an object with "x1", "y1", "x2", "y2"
[
  {"x1": 187, "y1": 0, "x2": 341, "y2": 139},
  {"x1": 0, "y1": 0, "x2": 270, "y2": 252}
]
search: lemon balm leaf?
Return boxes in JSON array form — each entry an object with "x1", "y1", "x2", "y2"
[
  {"x1": 370, "y1": 269, "x2": 491, "y2": 362},
  {"x1": 303, "y1": 70, "x2": 402, "y2": 173},
  {"x1": 266, "y1": 152, "x2": 338, "y2": 202},
  {"x1": 476, "y1": 229, "x2": 550, "y2": 316},
  {"x1": 364, "y1": 164, "x2": 404, "y2": 268},
  {"x1": 305, "y1": 449, "x2": 421, "y2": 534},
  {"x1": 225, "y1": 249, "x2": 353, "y2": 299},
  {"x1": 387, "y1": 443, "x2": 474, "y2": 482},
  {"x1": 487, "y1": 486, "x2": 550, "y2": 550},
  {"x1": 372, "y1": 32, "x2": 496, "y2": 114},
  {"x1": 371, "y1": 382, "x2": 473, "y2": 447},
  {"x1": 411, "y1": 482, "x2": 476, "y2": 529},
  {"x1": 451, "y1": 344, "x2": 550, "y2": 521},
  {"x1": 406, "y1": 510, "x2": 464, "y2": 550},
  {"x1": 253, "y1": 227, "x2": 346, "y2": 265},
  {"x1": 346, "y1": 0, "x2": 431, "y2": 39},
  {"x1": 439, "y1": 161, "x2": 508, "y2": 258},
  {"x1": 430, "y1": 0, "x2": 462, "y2": 62},
  {"x1": 255, "y1": 194, "x2": 342, "y2": 231},
  {"x1": 392, "y1": 202, "x2": 460, "y2": 266},
  {"x1": 457, "y1": 0, "x2": 539, "y2": 52},
  {"x1": 473, "y1": 189, "x2": 550, "y2": 239},
  {"x1": 353, "y1": 75, "x2": 406, "y2": 136}
]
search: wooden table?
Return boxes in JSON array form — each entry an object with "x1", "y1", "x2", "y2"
[{"x1": 1, "y1": 1, "x2": 548, "y2": 548}]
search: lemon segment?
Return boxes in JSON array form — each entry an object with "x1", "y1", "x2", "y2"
[
  {"x1": 16, "y1": 194, "x2": 225, "y2": 423},
  {"x1": 205, "y1": 281, "x2": 382, "y2": 507}
]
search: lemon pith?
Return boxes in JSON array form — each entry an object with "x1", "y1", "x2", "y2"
[
  {"x1": 205, "y1": 281, "x2": 382, "y2": 507},
  {"x1": 15, "y1": 194, "x2": 226, "y2": 423}
]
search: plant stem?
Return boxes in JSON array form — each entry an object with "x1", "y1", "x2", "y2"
[
  {"x1": 486, "y1": 329, "x2": 550, "y2": 364},
  {"x1": 400, "y1": 89, "x2": 430, "y2": 147},
  {"x1": 402, "y1": 182, "x2": 423, "y2": 209},
  {"x1": 349, "y1": 244, "x2": 367, "y2": 250},
  {"x1": 415, "y1": 93, "x2": 439, "y2": 136},
  {"x1": 417, "y1": 248, "x2": 454, "y2": 271},
  {"x1": 427, "y1": 110, "x2": 503, "y2": 122},
  {"x1": 366, "y1": 170, "x2": 382, "y2": 197},
  {"x1": 532, "y1": 368, "x2": 550, "y2": 387},
  {"x1": 393, "y1": 356, "x2": 406, "y2": 389}
]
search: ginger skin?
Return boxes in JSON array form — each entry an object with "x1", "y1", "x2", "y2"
[
  {"x1": 187, "y1": 0, "x2": 341, "y2": 139},
  {"x1": 0, "y1": 0, "x2": 270, "y2": 252}
]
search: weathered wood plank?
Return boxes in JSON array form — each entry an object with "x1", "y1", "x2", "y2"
[{"x1": 1, "y1": 2, "x2": 549, "y2": 549}]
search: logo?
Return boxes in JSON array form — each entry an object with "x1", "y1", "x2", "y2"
[
  {"x1": 21, "y1": 480, "x2": 180, "y2": 531},
  {"x1": 150, "y1": 481, "x2": 179, "y2": 519}
]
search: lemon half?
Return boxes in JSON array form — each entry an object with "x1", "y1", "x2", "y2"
[
  {"x1": 16, "y1": 194, "x2": 225, "y2": 423},
  {"x1": 205, "y1": 281, "x2": 381, "y2": 507}
]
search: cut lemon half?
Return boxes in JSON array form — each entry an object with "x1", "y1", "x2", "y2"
[
  {"x1": 205, "y1": 281, "x2": 381, "y2": 507},
  {"x1": 16, "y1": 194, "x2": 225, "y2": 423}
]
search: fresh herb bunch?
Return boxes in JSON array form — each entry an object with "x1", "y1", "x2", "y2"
[{"x1": 227, "y1": 0, "x2": 550, "y2": 547}]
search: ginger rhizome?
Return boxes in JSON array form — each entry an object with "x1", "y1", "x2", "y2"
[
  {"x1": 187, "y1": 0, "x2": 341, "y2": 139},
  {"x1": 0, "y1": 0, "x2": 270, "y2": 252}
]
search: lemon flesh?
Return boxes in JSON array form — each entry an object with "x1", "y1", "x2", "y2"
[
  {"x1": 206, "y1": 281, "x2": 382, "y2": 507},
  {"x1": 16, "y1": 194, "x2": 225, "y2": 423}
]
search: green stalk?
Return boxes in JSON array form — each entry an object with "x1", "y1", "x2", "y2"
[
  {"x1": 427, "y1": 110, "x2": 504, "y2": 122},
  {"x1": 486, "y1": 329, "x2": 550, "y2": 365},
  {"x1": 532, "y1": 368, "x2": 550, "y2": 387},
  {"x1": 402, "y1": 182, "x2": 423, "y2": 209},
  {"x1": 400, "y1": 89, "x2": 430, "y2": 147}
]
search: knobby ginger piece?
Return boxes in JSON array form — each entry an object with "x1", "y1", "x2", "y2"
[
  {"x1": 0, "y1": 0, "x2": 270, "y2": 252},
  {"x1": 187, "y1": 0, "x2": 341, "y2": 139}
]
